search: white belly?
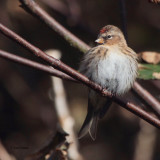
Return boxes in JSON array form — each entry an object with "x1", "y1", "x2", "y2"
[{"x1": 89, "y1": 51, "x2": 137, "y2": 95}]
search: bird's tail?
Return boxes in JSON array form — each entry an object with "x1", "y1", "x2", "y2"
[
  {"x1": 78, "y1": 98, "x2": 112, "y2": 140},
  {"x1": 78, "y1": 99, "x2": 96, "y2": 140}
]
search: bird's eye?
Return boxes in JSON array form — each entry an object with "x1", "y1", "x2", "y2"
[{"x1": 107, "y1": 35, "x2": 112, "y2": 39}]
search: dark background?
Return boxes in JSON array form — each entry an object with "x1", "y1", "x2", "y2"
[{"x1": 0, "y1": 0, "x2": 160, "y2": 159}]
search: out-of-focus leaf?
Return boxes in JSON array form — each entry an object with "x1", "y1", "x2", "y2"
[
  {"x1": 140, "y1": 51, "x2": 160, "y2": 64},
  {"x1": 138, "y1": 63, "x2": 160, "y2": 79}
]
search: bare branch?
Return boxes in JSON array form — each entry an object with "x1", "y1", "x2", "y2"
[
  {"x1": 133, "y1": 82, "x2": 160, "y2": 115},
  {"x1": 0, "y1": 49, "x2": 76, "y2": 82},
  {"x1": 1, "y1": 49, "x2": 160, "y2": 119},
  {"x1": 19, "y1": 0, "x2": 90, "y2": 53},
  {"x1": 2, "y1": 48, "x2": 160, "y2": 119},
  {"x1": 0, "y1": 23, "x2": 109, "y2": 96},
  {"x1": 0, "y1": 23, "x2": 160, "y2": 130}
]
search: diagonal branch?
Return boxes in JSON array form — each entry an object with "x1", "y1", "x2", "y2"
[
  {"x1": 19, "y1": 0, "x2": 90, "y2": 53},
  {"x1": 133, "y1": 82, "x2": 160, "y2": 115},
  {"x1": 0, "y1": 23, "x2": 108, "y2": 96},
  {"x1": 0, "y1": 49, "x2": 76, "y2": 82},
  {"x1": 0, "y1": 23, "x2": 160, "y2": 130},
  {"x1": 18, "y1": 0, "x2": 160, "y2": 117},
  {"x1": 1, "y1": 49, "x2": 159, "y2": 118}
]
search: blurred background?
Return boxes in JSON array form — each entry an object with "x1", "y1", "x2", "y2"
[{"x1": 0, "y1": 0, "x2": 160, "y2": 159}]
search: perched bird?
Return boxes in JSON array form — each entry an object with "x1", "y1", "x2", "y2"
[{"x1": 78, "y1": 25, "x2": 138, "y2": 140}]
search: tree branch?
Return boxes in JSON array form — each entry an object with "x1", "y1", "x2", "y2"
[
  {"x1": 0, "y1": 23, "x2": 108, "y2": 96},
  {"x1": 1, "y1": 50, "x2": 160, "y2": 115},
  {"x1": 0, "y1": 23, "x2": 160, "y2": 130},
  {"x1": 133, "y1": 82, "x2": 160, "y2": 115},
  {"x1": 19, "y1": 0, "x2": 90, "y2": 53},
  {"x1": 1, "y1": 49, "x2": 160, "y2": 119},
  {"x1": 0, "y1": 49, "x2": 76, "y2": 82}
]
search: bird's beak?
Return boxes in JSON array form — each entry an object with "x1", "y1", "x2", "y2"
[{"x1": 95, "y1": 38, "x2": 104, "y2": 44}]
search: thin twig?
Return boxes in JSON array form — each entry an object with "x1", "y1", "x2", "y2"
[
  {"x1": 0, "y1": 50, "x2": 76, "y2": 82},
  {"x1": 19, "y1": 0, "x2": 90, "y2": 53},
  {"x1": 0, "y1": 23, "x2": 160, "y2": 130},
  {"x1": 18, "y1": 0, "x2": 160, "y2": 118},
  {"x1": 133, "y1": 82, "x2": 160, "y2": 115}
]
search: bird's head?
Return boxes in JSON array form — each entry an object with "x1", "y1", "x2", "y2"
[{"x1": 95, "y1": 25, "x2": 127, "y2": 46}]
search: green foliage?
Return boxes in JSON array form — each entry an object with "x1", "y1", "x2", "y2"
[{"x1": 138, "y1": 63, "x2": 160, "y2": 79}]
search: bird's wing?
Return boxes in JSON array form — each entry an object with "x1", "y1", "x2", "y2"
[{"x1": 79, "y1": 46, "x2": 108, "y2": 76}]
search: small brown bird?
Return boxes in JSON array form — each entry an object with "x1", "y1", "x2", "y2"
[{"x1": 78, "y1": 25, "x2": 138, "y2": 140}]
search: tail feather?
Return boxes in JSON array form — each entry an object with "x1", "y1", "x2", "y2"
[
  {"x1": 78, "y1": 96, "x2": 112, "y2": 140},
  {"x1": 89, "y1": 112, "x2": 99, "y2": 140},
  {"x1": 78, "y1": 101, "x2": 94, "y2": 139}
]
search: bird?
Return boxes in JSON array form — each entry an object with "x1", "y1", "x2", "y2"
[{"x1": 78, "y1": 25, "x2": 138, "y2": 140}]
